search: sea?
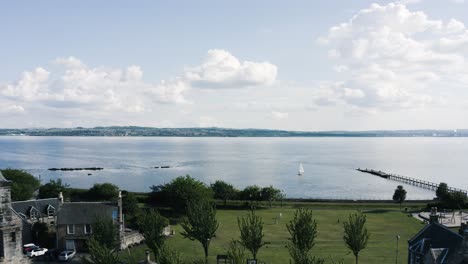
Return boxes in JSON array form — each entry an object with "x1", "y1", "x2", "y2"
[{"x1": 1, "y1": 136, "x2": 467, "y2": 200}]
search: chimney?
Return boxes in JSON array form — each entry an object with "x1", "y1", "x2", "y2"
[
  {"x1": 58, "y1": 192, "x2": 64, "y2": 204},
  {"x1": 429, "y1": 207, "x2": 439, "y2": 224}
]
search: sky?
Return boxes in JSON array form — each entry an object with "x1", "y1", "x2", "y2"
[{"x1": 1, "y1": 0, "x2": 468, "y2": 130}]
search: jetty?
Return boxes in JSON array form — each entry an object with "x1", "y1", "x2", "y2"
[{"x1": 357, "y1": 168, "x2": 467, "y2": 194}]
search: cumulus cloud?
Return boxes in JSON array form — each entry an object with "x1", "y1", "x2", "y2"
[
  {"x1": 0, "y1": 104, "x2": 25, "y2": 114},
  {"x1": 185, "y1": 49, "x2": 277, "y2": 88},
  {"x1": 0, "y1": 50, "x2": 278, "y2": 127},
  {"x1": 318, "y1": 2, "x2": 468, "y2": 110}
]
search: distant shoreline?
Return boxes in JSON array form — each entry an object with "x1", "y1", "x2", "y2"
[{"x1": 0, "y1": 127, "x2": 467, "y2": 137}]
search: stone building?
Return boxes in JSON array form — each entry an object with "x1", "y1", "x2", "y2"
[
  {"x1": 0, "y1": 171, "x2": 29, "y2": 263},
  {"x1": 56, "y1": 191, "x2": 144, "y2": 251},
  {"x1": 11, "y1": 197, "x2": 59, "y2": 243}
]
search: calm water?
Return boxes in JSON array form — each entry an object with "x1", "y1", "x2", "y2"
[{"x1": 1, "y1": 136, "x2": 466, "y2": 200}]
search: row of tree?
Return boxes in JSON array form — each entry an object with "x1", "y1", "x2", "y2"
[
  {"x1": 86, "y1": 200, "x2": 371, "y2": 264},
  {"x1": 149, "y1": 175, "x2": 283, "y2": 213}
]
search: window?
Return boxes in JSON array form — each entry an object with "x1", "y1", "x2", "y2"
[
  {"x1": 47, "y1": 205, "x2": 55, "y2": 218},
  {"x1": 67, "y1": 224, "x2": 75, "y2": 234},
  {"x1": 84, "y1": 224, "x2": 92, "y2": 234},
  {"x1": 30, "y1": 207, "x2": 38, "y2": 219},
  {"x1": 10, "y1": 232, "x2": 15, "y2": 242}
]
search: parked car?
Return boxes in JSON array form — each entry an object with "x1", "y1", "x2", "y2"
[
  {"x1": 27, "y1": 247, "x2": 48, "y2": 257},
  {"x1": 58, "y1": 250, "x2": 76, "y2": 261},
  {"x1": 23, "y1": 243, "x2": 37, "y2": 254}
]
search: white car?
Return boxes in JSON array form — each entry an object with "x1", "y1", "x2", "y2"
[
  {"x1": 27, "y1": 247, "x2": 48, "y2": 257},
  {"x1": 58, "y1": 250, "x2": 76, "y2": 261}
]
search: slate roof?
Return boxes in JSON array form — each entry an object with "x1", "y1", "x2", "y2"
[
  {"x1": 57, "y1": 202, "x2": 118, "y2": 225},
  {"x1": 409, "y1": 223, "x2": 464, "y2": 263},
  {"x1": 409, "y1": 223, "x2": 463, "y2": 248},
  {"x1": 11, "y1": 198, "x2": 60, "y2": 218}
]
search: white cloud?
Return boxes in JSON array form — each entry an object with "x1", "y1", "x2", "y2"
[
  {"x1": 318, "y1": 2, "x2": 468, "y2": 110},
  {"x1": 0, "y1": 104, "x2": 25, "y2": 114},
  {"x1": 0, "y1": 50, "x2": 278, "y2": 127},
  {"x1": 270, "y1": 111, "x2": 289, "y2": 119},
  {"x1": 185, "y1": 49, "x2": 277, "y2": 88}
]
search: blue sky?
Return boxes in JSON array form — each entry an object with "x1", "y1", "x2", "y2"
[{"x1": 1, "y1": 0, "x2": 468, "y2": 130}]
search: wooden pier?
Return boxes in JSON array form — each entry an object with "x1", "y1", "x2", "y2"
[{"x1": 357, "y1": 168, "x2": 467, "y2": 194}]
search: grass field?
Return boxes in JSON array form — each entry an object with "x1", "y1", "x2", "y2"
[{"x1": 124, "y1": 203, "x2": 425, "y2": 264}]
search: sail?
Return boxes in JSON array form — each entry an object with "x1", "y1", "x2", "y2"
[{"x1": 298, "y1": 163, "x2": 304, "y2": 175}]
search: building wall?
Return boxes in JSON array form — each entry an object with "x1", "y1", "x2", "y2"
[
  {"x1": 0, "y1": 186, "x2": 29, "y2": 264},
  {"x1": 57, "y1": 223, "x2": 92, "y2": 251}
]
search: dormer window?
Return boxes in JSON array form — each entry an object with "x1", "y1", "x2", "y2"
[
  {"x1": 29, "y1": 207, "x2": 38, "y2": 220},
  {"x1": 47, "y1": 204, "x2": 55, "y2": 218}
]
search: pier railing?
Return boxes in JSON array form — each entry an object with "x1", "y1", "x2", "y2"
[{"x1": 356, "y1": 168, "x2": 467, "y2": 195}]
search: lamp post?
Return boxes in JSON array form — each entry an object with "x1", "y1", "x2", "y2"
[{"x1": 395, "y1": 235, "x2": 401, "y2": 264}]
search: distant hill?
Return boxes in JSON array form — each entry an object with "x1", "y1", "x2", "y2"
[{"x1": 0, "y1": 127, "x2": 467, "y2": 137}]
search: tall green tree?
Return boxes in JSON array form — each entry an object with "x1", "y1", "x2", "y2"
[
  {"x1": 38, "y1": 178, "x2": 70, "y2": 199},
  {"x1": 436, "y1": 182, "x2": 449, "y2": 200},
  {"x1": 84, "y1": 217, "x2": 120, "y2": 264},
  {"x1": 261, "y1": 186, "x2": 281, "y2": 207},
  {"x1": 240, "y1": 185, "x2": 262, "y2": 208},
  {"x1": 237, "y1": 211, "x2": 265, "y2": 260},
  {"x1": 211, "y1": 180, "x2": 238, "y2": 206},
  {"x1": 138, "y1": 209, "x2": 169, "y2": 261},
  {"x1": 343, "y1": 212, "x2": 370, "y2": 264},
  {"x1": 181, "y1": 201, "x2": 219, "y2": 264},
  {"x1": 1, "y1": 169, "x2": 40, "y2": 201},
  {"x1": 286, "y1": 208, "x2": 323, "y2": 264},
  {"x1": 392, "y1": 185, "x2": 407, "y2": 210},
  {"x1": 151, "y1": 175, "x2": 213, "y2": 214},
  {"x1": 88, "y1": 183, "x2": 119, "y2": 201}
]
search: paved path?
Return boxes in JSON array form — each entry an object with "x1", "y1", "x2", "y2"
[{"x1": 413, "y1": 211, "x2": 468, "y2": 228}]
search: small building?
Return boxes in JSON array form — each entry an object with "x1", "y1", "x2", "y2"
[{"x1": 56, "y1": 201, "x2": 119, "y2": 251}]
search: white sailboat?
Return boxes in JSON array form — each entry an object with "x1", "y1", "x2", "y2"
[{"x1": 298, "y1": 163, "x2": 304, "y2": 176}]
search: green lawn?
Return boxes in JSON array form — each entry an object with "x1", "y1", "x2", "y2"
[{"x1": 125, "y1": 204, "x2": 424, "y2": 264}]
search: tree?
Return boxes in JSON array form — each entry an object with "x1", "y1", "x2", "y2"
[
  {"x1": 150, "y1": 175, "x2": 213, "y2": 214},
  {"x1": 436, "y1": 182, "x2": 449, "y2": 200},
  {"x1": 240, "y1": 185, "x2": 262, "y2": 208},
  {"x1": 237, "y1": 211, "x2": 265, "y2": 260},
  {"x1": 38, "y1": 178, "x2": 70, "y2": 199},
  {"x1": 87, "y1": 183, "x2": 119, "y2": 201},
  {"x1": 211, "y1": 180, "x2": 238, "y2": 206},
  {"x1": 343, "y1": 212, "x2": 370, "y2": 264},
  {"x1": 392, "y1": 185, "x2": 407, "y2": 210},
  {"x1": 158, "y1": 245, "x2": 184, "y2": 264},
  {"x1": 91, "y1": 217, "x2": 118, "y2": 248},
  {"x1": 261, "y1": 186, "x2": 281, "y2": 207},
  {"x1": 446, "y1": 191, "x2": 467, "y2": 209},
  {"x1": 181, "y1": 200, "x2": 219, "y2": 264},
  {"x1": 84, "y1": 217, "x2": 120, "y2": 264},
  {"x1": 227, "y1": 240, "x2": 246, "y2": 264},
  {"x1": 85, "y1": 238, "x2": 120, "y2": 264},
  {"x1": 1, "y1": 169, "x2": 40, "y2": 201},
  {"x1": 138, "y1": 209, "x2": 169, "y2": 261},
  {"x1": 122, "y1": 191, "x2": 141, "y2": 229},
  {"x1": 286, "y1": 208, "x2": 323, "y2": 264},
  {"x1": 31, "y1": 222, "x2": 50, "y2": 247}
]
